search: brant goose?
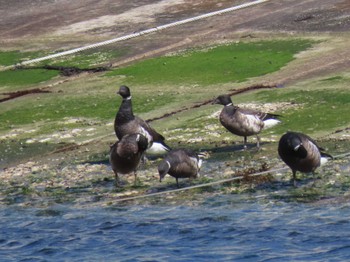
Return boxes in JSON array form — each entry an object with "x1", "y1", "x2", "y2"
[
  {"x1": 213, "y1": 94, "x2": 281, "y2": 149},
  {"x1": 278, "y1": 131, "x2": 332, "y2": 186},
  {"x1": 158, "y1": 148, "x2": 204, "y2": 188},
  {"x1": 109, "y1": 133, "x2": 149, "y2": 186},
  {"x1": 114, "y1": 85, "x2": 171, "y2": 155}
]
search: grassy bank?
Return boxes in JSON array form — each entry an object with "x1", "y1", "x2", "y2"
[
  {"x1": 106, "y1": 39, "x2": 314, "y2": 85},
  {"x1": 1, "y1": 36, "x2": 350, "y2": 207},
  {"x1": 0, "y1": 39, "x2": 314, "y2": 132},
  {"x1": 1, "y1": 37, "x2": 349, "y2": 158},
  {"x1": 0, "y1": 47, "x2": 125, "y2": 90}
]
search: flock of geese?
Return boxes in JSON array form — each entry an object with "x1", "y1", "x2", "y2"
[{"x1": 110, "y1": 85, "x2": 332, "y2": 188}]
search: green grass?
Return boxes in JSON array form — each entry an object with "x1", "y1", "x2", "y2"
[
  {"x1": 0, "y1": 50, "x2": 58, "y2": 89},
  {"x1": 0, "y1": 91, "x2": 175, "y2": 130},
  {"x1": 0, "y1": 39, "x2": 331, "y2": 137},
  {"x1": 0, "y1": 50, "x2": 44, "y2": 66},
  {"x1": 0, "y1": 69, "x2": 59, "y2": 88},
  {"x1": 0, "y1": 48, "x2": 125, "y2": 88},
  {"x1": 256, "y1": 87, "x2": 350, "y2": 134},
  {"x1": 106, "y1": 39, "x2": 314, "y2": 85},
  {"x1": 159, "y1": 75, "x2": 350, "y2": 146},
  {"x1": 0, "y1": 94, "x2": 113, "y2": 130}
]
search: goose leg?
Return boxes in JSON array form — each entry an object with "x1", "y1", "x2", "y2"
[
  {"x1": 292, "y1": 170, "x2": 297, "y2": 187},
  {"x1": 141, "y1": 154, "x2": 148, "y2": 165},
  {"x1": 114, "y1": 172, "x2": 120, "y2": 187},
  {"x1": 312, "y1": 172, "x2": 316, "y2": 186},
  {"x1": 133, "y1": 171, "x2": 138, "y2": 186},
  {"x1": 243, "y1": 136, "x2": 248, "y2": 150},
  {"x1": 176, "y1": 178, "x2": 179, "y2": 188},
  {"x1": 256, "y1": 135, "x2": 261, "y2": 149}
]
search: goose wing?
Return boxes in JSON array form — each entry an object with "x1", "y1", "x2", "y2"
[
  {"x1": 299, "y1": 132, "x2": 333, "y2": 159},
  {"x1": 239, "y1": 107, "x2": 280, "y2": 120},
  {"x1": 135, "y1": 116, "x2": 165, "y2": 142}
]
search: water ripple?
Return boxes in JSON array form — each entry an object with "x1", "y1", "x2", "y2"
[{"x1": 1, "y1": 196, "x2": 350, "y2": 261}]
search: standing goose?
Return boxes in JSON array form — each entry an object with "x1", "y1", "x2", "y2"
[
  {"x1": 278, "y1": 131, "x2": 332, "y2": 186},
  {"x1": 114, "y1": 85, "x2": 171, "y2": 155},
  {"x1": 109, "y1": 133, "x2": 148, "y2": 186},
  {"x1": 158, "y1": 149, "x2": 204, "y2": 188},
  {"x1": 213, "y1": 94, "x2": 281, "y2": 149}
]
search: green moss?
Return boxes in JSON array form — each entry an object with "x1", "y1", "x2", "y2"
[
  {"x1": 256, "y1": 88, "x2": 350, "y2": 134},
  {"x1": 0, "y1": 69, "x2": 59, "y2": 88},
  {"x1": 0, "y1": 48, "x2": 125, "y2": 87},
  {"x1": 0, "y1": 91, "x2": 175, "y2": 130},
  {"x1": 0, "y1": 51, "x2": 27, "y2": 66},
  {"x1": 0, "y1": 50, "x2": 46, "y2": 66},
  {"x1": 0, "y1": 39, "x2": 315, "y2": 130},
  {"x1": 106, "y1": 39, "x2": 314, "y2": 85}
]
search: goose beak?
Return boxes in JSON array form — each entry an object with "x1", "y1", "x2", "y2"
[
  {"x1": 159, "y1": 172, "x2": 167, "y2": 183},
  {"x1": 159, "y1": 173, "x2": 165, "y2": 183}
]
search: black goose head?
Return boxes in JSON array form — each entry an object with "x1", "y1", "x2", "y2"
[
  {"x1": 117, "y1": 85, "x2": 131, "y2": 99},
  {"x1": 287, "y1": 133, "x2": 308, "y2": 158},
  {"x1": 158, "y1": 160, "x2": 171, "y2": 182},
  {"x1": 213, "y1": 95, "x2": 233, "y2": 106}
]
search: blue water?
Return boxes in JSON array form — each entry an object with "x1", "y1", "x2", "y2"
[{"x1": 1, "y1": 195, "x2": 350, "y2": 261}]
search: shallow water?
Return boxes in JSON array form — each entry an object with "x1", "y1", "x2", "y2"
[
  {"x1": 1, "y1": 141, "x2": 350, "y2": 261},
  {"x1": 1, "y1": 194, "x2": 350, "y2": 261}
]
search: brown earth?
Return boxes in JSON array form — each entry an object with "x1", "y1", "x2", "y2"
[{"x1": 1, "y1": 0, "x2": 350, "y2": 82}]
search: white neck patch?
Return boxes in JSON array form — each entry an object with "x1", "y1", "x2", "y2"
[
  {"x1": 226, "y1": 103, "x2": 233, "y2": 106},
  {"x1": 165, "y1": 160, "x2": 171, "y2": 169},
  {"x1": 125, "y1": 96, "x2": 132, "y2": 100}
]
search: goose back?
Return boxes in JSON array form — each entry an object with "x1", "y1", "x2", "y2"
[
  {"x1": 168, "y1": 149, "x2": 200, "y2": 178},
  {"x1": 158, "y1": 149, "x2": 200, "y2": 183},
  {"x1": 214, "y1": 94, "x2": 280, "y2": 139},
  {"x1": 220, "y1": 106, "x2": 264, "y2": 136}
]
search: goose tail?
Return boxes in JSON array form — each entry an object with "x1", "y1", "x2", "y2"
[
  {"x1": 320, "y1": 152, "x2": 333, "y2": 166},
  {"x1": 146, "y1": 141, "x2": 171, "y2": 155},
  {"x1": 263, "y1": 119, "x2": 281, "y2": 129}
]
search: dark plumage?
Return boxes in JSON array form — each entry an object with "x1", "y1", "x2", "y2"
[
  {"x1": 158, "y1": 148, "x2": 203, "y2": 188},
  {"x1": 278, "y1": 131, "x2": 332, "y2": 186},
  {"x1": 109, "y1": 133, "x2": 148, "y2": 186},
  {"x1": 213, "y1": 94, "x2": 281, "y2": 149},
  {"x1": 114, "y1": 85, "x2": 171, "y2": 155}
]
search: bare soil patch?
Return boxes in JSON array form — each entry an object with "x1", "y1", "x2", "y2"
[{"x1": 1, "y1": 0, "x2": 350, "y2": 79}]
